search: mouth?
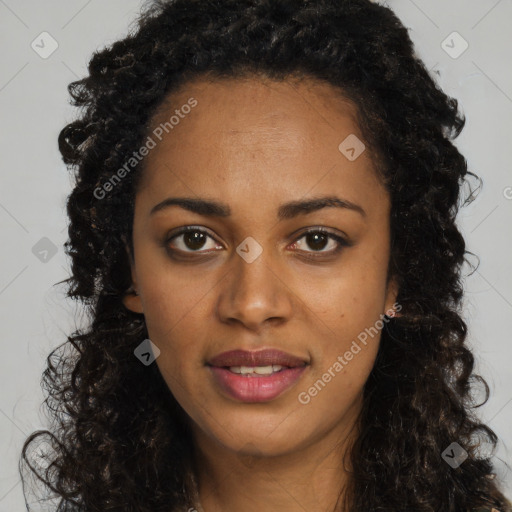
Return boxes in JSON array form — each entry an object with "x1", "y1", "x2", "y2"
[
  {"x1": 206, "y1": 348, "x2": 309, "y2": 402},
  {"x1": 220, "y1": 363, "x2": 297, "y2": 376}
]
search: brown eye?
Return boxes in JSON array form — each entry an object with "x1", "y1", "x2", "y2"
[
  {"x1": 165, "y1": 226, "x2": 348, "y2": 259},
  {"x1": 304, "y1": 232, "x2": 329, "y2": 251},
  {"x1": 290, "y1": 228, "x2": 348, "y2": 256},
  {"x1": 182, "y1": 230, "x2": 208, "y2": 250},
  {"x1": 166, "y1": 227, "x2": 222, "y2": 254}
]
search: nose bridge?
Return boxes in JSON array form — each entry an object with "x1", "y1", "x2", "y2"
[{"x1": 216, "y1": 240, "x2": 293, "y2": 330}]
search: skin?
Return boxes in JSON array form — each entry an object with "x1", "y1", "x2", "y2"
[{"x1": 123, "y1": 75, "x2": 399, "y2": 512}]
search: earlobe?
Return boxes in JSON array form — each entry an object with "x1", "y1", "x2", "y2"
[
  {"x1": 122, "y1": 290, "x2": 144, "y2": 314},
  {"x1": 121, "y1": 236, "x2": 144, "y2": 314},
  {"x1": 384, "y1": 277, "x2": 401, "y2": 318}
]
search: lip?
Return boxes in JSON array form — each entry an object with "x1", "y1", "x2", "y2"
[
  {"x1": 208, "y1": 365, "x2": 308, "y2": 402},
  {"x1": 206, "y1": 348, "x2": 309, "y2": 403},
  {"x1": 207, "y1": 348, "x2": 308, "y2": 368}
]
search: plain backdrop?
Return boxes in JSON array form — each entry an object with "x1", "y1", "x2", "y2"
[{"x1": 0, "y1": 0, "x2": 511, "y2": 509}]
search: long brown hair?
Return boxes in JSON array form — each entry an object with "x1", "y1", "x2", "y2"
[{"x1": 21, "y1": 1, "x2": 511, "y2": 510}]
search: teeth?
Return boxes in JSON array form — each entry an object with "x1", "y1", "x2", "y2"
[{"x1": 229, "y1": 365, "x2": 284, "y2": 375}]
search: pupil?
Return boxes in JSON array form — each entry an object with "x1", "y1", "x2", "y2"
[
  {"x1": 184, "y1": 231, "x2": 206, "y2": 250},
  {"x1": 307, "y1": 232, "x2": 327, "y2": 251}
]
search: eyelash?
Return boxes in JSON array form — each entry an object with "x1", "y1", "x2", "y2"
[{"x1": 164, "y1": 226, "x2": 349, "y2": 259}]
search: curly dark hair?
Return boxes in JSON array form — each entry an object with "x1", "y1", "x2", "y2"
[{"x1": 20, "y1": 0, "x2": 511, "y2": 511}]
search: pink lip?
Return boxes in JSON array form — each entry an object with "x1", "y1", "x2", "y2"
[
  {"x1": 208, "y1": 365, "x2": 308, "y2": 402},
  {"x1": 207, "y1": 348, "x2": 308, "y2": 368}
]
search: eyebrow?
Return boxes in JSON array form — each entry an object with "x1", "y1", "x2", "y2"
[{"x1": 149, "y1": 195, "x2": 366, "y2": 220}]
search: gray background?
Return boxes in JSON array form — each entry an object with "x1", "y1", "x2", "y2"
[{"x1": 1, "y1": 0, "x2": 511, "y2": 509}]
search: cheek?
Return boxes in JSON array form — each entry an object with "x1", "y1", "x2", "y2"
[
  {"x1": 134, "y1": 264, "x2": 211, "y2": 384},
  {"x1": 299, "y1": 248, "x2": 390, "y2": 331},
  {"x1": 139, "y1": 272, "x2": 210, "y2": 404},
  {"x1": 136, "y1": 242, "x2": 213, "y2": 334},
  {"x1": 292, "y1": 288, "x2": 383, "y2": 439},
  {"x1": 295, "y1": 248, "x2": 389, "y2": 382}
]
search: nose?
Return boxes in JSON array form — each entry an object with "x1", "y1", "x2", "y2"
[{"x1": 215, "y1": 247, "x2": 294, "y2": 333}]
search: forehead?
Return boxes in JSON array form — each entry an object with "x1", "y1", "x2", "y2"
[{"x1": 136, "y1": 75, "x2": 385, "y2": 215}]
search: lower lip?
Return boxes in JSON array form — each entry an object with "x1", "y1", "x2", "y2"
[{"x1": 208, "y1": 365, "x2": 307, "y2": 402}]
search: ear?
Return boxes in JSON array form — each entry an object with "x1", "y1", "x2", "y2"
[
  {"x1": 383, "y1": 276, "x2": 401, "y2": 318},
  {"x1": 122, "y1": 238, "x2": 144, "y2": 314}
]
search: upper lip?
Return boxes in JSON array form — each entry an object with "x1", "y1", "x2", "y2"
[{"x1": 207, "y1": 349, "x2": 308, "y2": 368}]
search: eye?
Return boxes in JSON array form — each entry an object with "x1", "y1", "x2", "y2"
[
  {"x1": 165, "y1": 226, "x2": 349, "y2": 258},
  {"x1": 165, "y1": 226, "x2": 222, "y2": 254},
  {"x1": 289, "y1": 227, "x2": 348, "y2": 256}
]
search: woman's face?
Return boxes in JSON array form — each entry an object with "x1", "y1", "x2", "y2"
[{"x1": 123, "y1": 76, "x2": 398, "y2": 459}]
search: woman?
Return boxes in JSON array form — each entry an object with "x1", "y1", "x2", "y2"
[{"x1": 20, "y1": 0, "x2": 511, "y2": 511}]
